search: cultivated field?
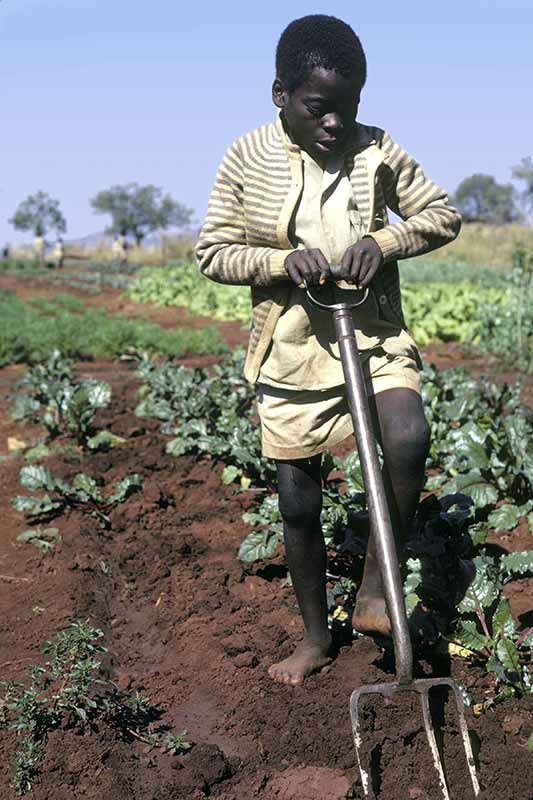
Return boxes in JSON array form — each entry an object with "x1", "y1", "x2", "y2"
[{"x1": 0, "y1": 243, "x2": 531, "y2": 799}]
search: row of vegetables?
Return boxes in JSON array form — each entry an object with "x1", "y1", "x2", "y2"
[{"x1": 9, "y1": 349, "x2": 533, "y2": 708}]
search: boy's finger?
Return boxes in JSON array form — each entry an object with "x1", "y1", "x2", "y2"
[
  {"x1": 340, "y1": 247, "x2": 354, "y2": 277},
  {"x1": 313, "y1": 250, "x2": 331, "y2": 284},
  {"x1": 349, "y1": 250, "x2": 364, "y2": 284},
  {"x1": 286, "y1": 263, "x2": 304, "y2": 287},
  {"x1": 358, "y1": 253, "x2": 372, "y2": 285}
]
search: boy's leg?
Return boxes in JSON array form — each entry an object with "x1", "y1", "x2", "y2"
[
  {"x1": 268, "y1": 454, "x2": 332, "y2": 686},
  {"x1": 353, "y1": 387, "x2": 430, "y2": 635}
]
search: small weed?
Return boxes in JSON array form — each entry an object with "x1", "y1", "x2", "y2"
[{"x1": 0, "y1": 621, "x2": 191, "y2": 795}]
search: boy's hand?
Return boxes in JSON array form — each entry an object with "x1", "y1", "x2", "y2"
[
  {"x1": 340, "y1": 238, "x2": 384, "y2": 287},
  {"x1": 284, "y1": 249, "x2": 331, "y2": 288}
]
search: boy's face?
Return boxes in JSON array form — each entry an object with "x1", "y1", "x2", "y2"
[{"x1": 272, "y1": 67, "x2": 361, "y2": 163}]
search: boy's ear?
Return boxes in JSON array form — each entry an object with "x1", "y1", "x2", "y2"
[{"x1": 272, "y1": 78, "x2": 287, "y2": 109}]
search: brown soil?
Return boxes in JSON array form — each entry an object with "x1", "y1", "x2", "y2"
[{"x1": 0, "y1": 271, "x2": 532, "y2": 798}]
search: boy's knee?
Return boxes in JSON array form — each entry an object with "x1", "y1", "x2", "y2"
[
  {"x1": 385, "y1": 416, "x2": 431, "y2": 463},
  {"x1": 278, "y1": 482, "x2": 322, "y2": 528}
]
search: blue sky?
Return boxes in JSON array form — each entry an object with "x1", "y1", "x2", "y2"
[{"x1": 1, "y1": 0, "x2": 532, "y2": 244}]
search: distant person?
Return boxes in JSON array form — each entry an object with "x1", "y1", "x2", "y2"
[
  {"x1": 2, "y1": 244, "x2": 10, "y2": 260},
  {"x1": 111, "y1": 234, "x2": 128, "y2": 265},
  {"x1": 196, "y1": 14, "x2": 461, "y2": 686},
  {"x1": 33, "y1": 231, "x2": 45, "y2": 267},
  {"x1": 51, "y1": 237, "x2": 65, "y2": 269}
]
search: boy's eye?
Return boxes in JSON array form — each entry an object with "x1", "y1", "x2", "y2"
[{"x1": 305, "y1": 103, "x2": 323, "y2": 117}]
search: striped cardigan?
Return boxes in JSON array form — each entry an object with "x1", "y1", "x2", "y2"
[{"x1": 196, "y1": 116, "x2": 461, "y2": 383}]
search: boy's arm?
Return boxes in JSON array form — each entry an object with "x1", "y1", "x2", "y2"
[
  {"x1": 195, "y1": 140, "x2": 295, "y2": 287},
  {"x1": 367, "y1": 130, "x2": 461, "y2": 262}
]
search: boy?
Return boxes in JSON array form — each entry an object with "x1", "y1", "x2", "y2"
[{"x1": 196, "y1": 15, "x2": 461, "y2": 686}]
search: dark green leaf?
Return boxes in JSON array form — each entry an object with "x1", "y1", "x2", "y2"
[{"x1": 238, "y1": 529, "x2": 283, "y2": 563}]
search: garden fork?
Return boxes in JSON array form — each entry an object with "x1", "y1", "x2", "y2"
[{"x1": 306, "y1": 273, "x2": 480, "y2": 799}]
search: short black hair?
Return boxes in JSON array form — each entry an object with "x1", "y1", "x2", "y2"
[{"x1": 276, "y1": 15, "x2": 367, "y2": 94}]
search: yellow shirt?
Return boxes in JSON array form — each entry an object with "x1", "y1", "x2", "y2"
[{"x1": 259, "y1": 149, "x2": 409, "y2": 390}]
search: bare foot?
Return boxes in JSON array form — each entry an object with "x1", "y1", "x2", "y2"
[
  {"x1": 268, "y1": 634, "x2": 332, "y2": 686},
  {"x1": 352, "y1": 593, "x2": 391, "y2": 637}
]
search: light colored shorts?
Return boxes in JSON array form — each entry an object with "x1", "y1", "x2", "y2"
[{"x1": 257, "y1": 348, "x2": 422, "y2": 461}]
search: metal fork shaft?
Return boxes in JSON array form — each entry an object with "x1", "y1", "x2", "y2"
[{"x1": 334, "y1": 307, "x2": 413, "y2": 684}]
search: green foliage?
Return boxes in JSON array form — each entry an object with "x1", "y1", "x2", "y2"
[
  {"x1": 9, "y1": 190, "x2": 67, "y2": 237},
  {"x1": 12, "y1": 350, "x2": 113, "y2": 448},
  {"x1": 126, "y1": 262, "x2": 251, "y2": 322},
  {"x1": 163, "y1": 731, "x2": 192, "y2": 755},
  {"x1": 0, "y1": 291, "x2": 224, "y2": 365},
  {"x1": 0, "y1": 257, "x2": 38, "y2": 273},
  {"x1": 401, "y1": 282, "x2": 507, "y2": 346},
  {"x1": 475, "y1": 246, "x2": 533, "y2": 371},
  {"x1": 421, "y1": 363, "x2": 533, "y2": 525},
  {"x1": 452, "y1": 550, "x2": 533, "y2": 700},
  {"x1": 240, "y1": 496, "x2": 284, "y2": 562},
  {"x1": 125, "y1": 257, "x2": 532, "y2": 369},
  {"x1": 135, "y1": 350, "x2": 276, "y2": 488},
  {"x1": 453, "y1": 173, "x2": 521, "y2": 224},
  {"x1": 398, "y1": 257, "x2": 509, "y2": 287},
  {"x1": 0, "y1": 622, "x2": 189, "y2": 795},
  {"x1": 90, "y1": 183, "x2": 192, "y2": 244},
  {"x1": 12, "y1": 465, "x2": 143, "y2": 529}
]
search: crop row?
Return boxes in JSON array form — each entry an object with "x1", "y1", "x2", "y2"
[
  {"x1": 0, "y1": 290, "x2": 224, "y2": 365},
  {"x1": 6, "y1": 346, "x2": 533, "y2": 716},
  {"x1": 125, "y1": 251, "x2": 533, "y2": 369}
]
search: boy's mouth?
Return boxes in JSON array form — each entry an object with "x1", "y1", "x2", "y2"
[{"x1": 315, "y1": 138, "x2": 340, "y2": 152}]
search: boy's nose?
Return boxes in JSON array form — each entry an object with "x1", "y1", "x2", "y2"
[{"x1": 321, "y1": 113, "x2": 343, "y2": 134}]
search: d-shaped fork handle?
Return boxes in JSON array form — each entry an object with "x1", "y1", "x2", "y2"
[{"x1": 306, "y1": 283, "x2": 369, "y2": 312}]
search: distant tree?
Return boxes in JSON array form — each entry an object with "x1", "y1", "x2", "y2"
[
  {"x1": 511, "y1": 156, "x2": 533, "y2": 223},
  {"x1": 90, "y1": 183, "x2": 193, "y2": 245},
  {"x1": 453, "y1": 174, "x2": 521, "y2": 225},
  {"x1": 10, "y1": 191, "x2": 67, "y2": 237}
]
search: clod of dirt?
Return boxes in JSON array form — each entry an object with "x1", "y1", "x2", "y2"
[
  {"x1": 222, "y1": 633, "x2": 251, "y2": 657},
  {"x1": 171, "y1": 743, "x2": 233, "y2": 796},
  {"x1": 233, "y1": 651, "x2": 258, "y2": 669},
  {"x1": 267, "y1": 765, "x2": 353, "y2": 799}
]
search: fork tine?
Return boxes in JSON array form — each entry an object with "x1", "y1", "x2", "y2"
[
  {"x1": 419, "y1": 689, "x2": 451, "y2": 800},
  {"x1": 444, "y1": 680, "x2": 481, "y2": 796}
]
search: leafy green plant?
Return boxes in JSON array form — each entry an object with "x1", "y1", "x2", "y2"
[
  {"x1": 421, "y1": 364, "x2": 533, "y2": 530},
  {"x1": 401, "y1": 282, "x2": 507, "y2": 347},
  {"x1": 0, "y1": 621, "x2": 191, "y2": 795},
  {"x1": 451, "y1": 550, "x2": 533, "y2": 701},
  {"x1": 126, "y1": 262, "x2": 251, "y2": 322},
  {"x1": 136, "y1": 350, "x2": 277, "y2": 488},
  {"x1": 12, "y1": 465, "x2": 143, "y2": 528},
  {"x1": 12, "y1": 349, "x2": 114, "y2": 448}
]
